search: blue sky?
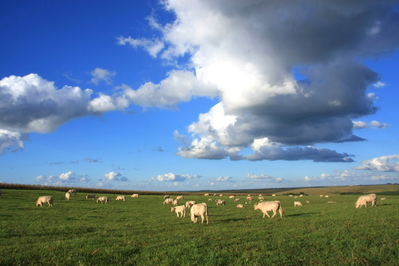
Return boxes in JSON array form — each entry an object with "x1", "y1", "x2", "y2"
[{"x1": 1, "y1": 0, "x2": 399, "y2": 191}]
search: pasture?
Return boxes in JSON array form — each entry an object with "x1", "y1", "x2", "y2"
[{"x1": 0, "y1": 189, "x2": 398, "y2": 265}]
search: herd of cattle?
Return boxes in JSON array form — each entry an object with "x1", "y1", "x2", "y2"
[{"x1": 34, "y1": 190, "x2": 381, "y2": 224}]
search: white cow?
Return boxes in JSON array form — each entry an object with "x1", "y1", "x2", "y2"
[
  {"x1": 237, "y1": 204, "x2": 244, "y2": 208},
  {"x1": 355, "y1": 194, "x2": 377, "y2": 208},
  {"x1": 67, "y1": 189, "x2": 77, "y2": 194},
  {"x1": 216, "y1": 199, "x2": 225, "y2": 205},
  {"x1": 254, "y1": 201, "x2": 283, "y2": 219},
  {"x1": 204, "y1": 193, "x2": 209, "y2": 196},
  {"x1": 65, "y1": 192, "x2": 71, "y2": 201},
  {"x1": 96, "y1": 196, "x2": 109, "y2": 204},
  {"x1": 258, "y1": 197, "x2": 264, "y2": 200},
  {"x1": 229, "y1": 196, "x2": 235, "y2": 199},
  {"x1": 163, "y1": 198, "x2": 174, "y2": 205},
  {"x1": 131, "y1": 194, "x2": 139, "y2": 198},
  {"x1": 234, "y1": 198, "x2": 241, "y2": 202},
  {"x1": 36, "y1": 196, "x2": 53, "y2": 207},
  {"x1": 164, "y1": 195, "x2": 170, "y2": 199},
  {"x1": 176, "y1": 196, "x2": 184, "y2": 200},
  {"x1": 116, "y1": 196, "x2": 126, "y2": 201},
  {"x1": 172, "y1": 199, "x2": 179, "y2": 206},
  {"x1": 86, "y1": 194, "x2": 95, "y2": 200},
  {"x1": 190, "y1": 203, "x2": 209, "y2": 224},
  {"x1": 294, "y1": 201, "x2": 302, "y2": 207},
  {"x1": 171, "y1": 205, "x2": 186, "y2": 217},
  {"x1": 185, "y1": 201, "x2": 196, "y2": 208},
  {"x1": 246, "y1": 197, "x2": 253, "y2": 201}
]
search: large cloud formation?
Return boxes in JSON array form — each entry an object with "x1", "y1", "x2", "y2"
[
  {"x1": 2, "y1": 1, "x2": 398, "y2": 163},
  {"x1": 119, "y1": 0, "x2": 398, "y2": 162}
]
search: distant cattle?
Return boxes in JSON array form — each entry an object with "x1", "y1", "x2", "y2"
[
  {"x1": 86, "y1": 194, "x2": 95, "y2": 200},
  {"x1": 36, "y1": 196, "x2": 53, "y2": 207},
  {"x1": 272, "y1": 194, "x2": 276, "y2": 197},
  {"x1": 356, "y1": 194, "x2": 377, "y2": 208},
  {"x1": 234, "y1": 198, "x2": 241, "y2": 202},
  {"x1": 65, "y1": 192, "x2": 71, "y2": 201},
  {"x1": 229, "y1": 196, "x2": 235, "y2": 199},
  {"x1": 176, "y1": 196, "x2": 184, "y2": 200},
  {"x1": 254, "y1": 201, "x2": 283, "y2": 219},
  {"x1": 190, "y1": 203, "x2": 209, "y2": 224},
  {"x1": 131, "y1": 194, "x2": 139, "y2": 198},
  {"x1": 67, "y1": 189, "x2": 77, "y2": 194},
  {"x1": 237, "y1": 204, "x2": 244, "y2": 208},
  {"x1": 294, "y1": 201, "x2": 302, "y2": 207},
  {"x1": 171, "y1": 205, "x2": 186, "y2": 218},
  {"x1": 204, "y1": 193, "x2": 209, "y2": 196},
  {"x1": 164, "y1": 195, "x2": 170, "y2": 199},
  {"x1": 381, "y1": 198, "x2": 386, "y2": 201},
  {"x1": 216, "y1": 199, "x2": 225, "y2": 206},
  {"x1": 185, "y1": 201, "x2": 196, "y2": 208},
  {"x1": 163, "y1": 198, "x2": 174, "y2": 205},
  {"x1": 116, "y1": 196, "x2": 126, "y2": 201},
  {"x1": 96, "y1": 196, "x2": 109, "y2": 204},
  {"x1": 172, "y1": 199, "x2": 179, "y2": 206}
]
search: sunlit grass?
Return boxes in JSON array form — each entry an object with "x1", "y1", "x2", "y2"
[{"x1": 0, "y1": 189, "x2": 398, "y2": 265}]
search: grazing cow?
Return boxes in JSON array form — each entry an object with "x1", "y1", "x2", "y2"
[
  {"x1": 185, "y1": 201, "x2": 196, "y2": 208},
  {"x1": 171, "y1": 205, "x2": 186, "y2": 217},
  {"x1": 36, "y1": 196, "x2": 53, "y2": 207},
  {"x1": 237, "y1": 204, "x2": 244, "y2": 208},
  {"x1": 176, "y1": 196, "x2": 184, "y2": 200},
  {"x1": 325, "y1": 195, "x2": 329, "y2": 198},
  {"x1": 306, "y1": 201, "x2": 310, "y2": 204},
  {"x1": 96, "y1": 196, "x2": 109, "y2": 204},
  {"x1": 204, "y1": 193, "x2": 209, "y2": 196},
  {"x1": 294, "y1": 201, "x2": 302, "y2": 207},
  {"x1": 259, "y1": 197, "x2": 264, "y2": 200},
  {"x1": 131, "y1": 194, "x2": 139, "y2": 198},
  {"x1": 86, "y1": 194, "x2": 95, "y2": 200},
  {"x1": 164, "y1": 195, "x2": 170, "y2": 199},
  {"x1": 381, "y1": 198, "x2": 386, "y2": 201},
  {"x1": 229, "y1": 196, "x2": 235, "y2": 199},
  {"x1": 172, "y1": 199, "x2": 179, "y2": 206},
  {"x1": 216, "y1": 199, "x2": 225, "y2": 206},
  {"x1": 65, "y1": 192, "x2": 71, "y2": 201},
  {"x1": 320, "y1": 195, "x2": 323, "y2": 197},
  {"x1": 254, "y1": 201, "x2": 283, "y2": 219},
  {"x1": 68, "y1": 189, "x2": 77, "y2": 194},
  {"x1": 116, "y1": 196, "x2": 126, "y2": 201},
  {"x1": 208, "y1": 198, "x2": 213, "y2": 201},
  {"x1": 272, "y1": 194, "x2": 276, "y2": 197},
  {"x1": 299, "y1": 195, "x2": 303, "y2": 197},
  {"x1": 163, "y1": 198, "x2": 173, "y2": 205},
  {"x1": 234, "y1": 198, "x2": 241, "y2": 202},
  {"x1": 355, "y1": 194, "x2": 377, "y2": 208},
  {"x1": 246, "y1": 197, "x2": 253, "y2": 201},
  {"x1": 190, "y1": 203, "x2": 209, "y2": 224}
]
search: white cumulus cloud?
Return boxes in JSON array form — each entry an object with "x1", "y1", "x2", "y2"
[{"x1": 119, "y1": 0, "x2": 399, "y2": 162}]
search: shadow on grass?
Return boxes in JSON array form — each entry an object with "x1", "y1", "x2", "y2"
[{"x1": 285, "y1": 212, "x2": 319, "y2": 217}]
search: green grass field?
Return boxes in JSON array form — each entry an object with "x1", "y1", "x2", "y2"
[{"x1": 0, "y1": 188, "x2": 398, "y2": 265}]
